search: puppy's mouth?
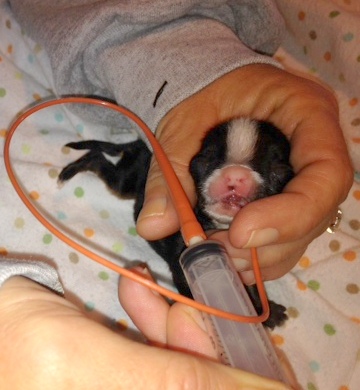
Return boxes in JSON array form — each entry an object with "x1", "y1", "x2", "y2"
[
  {"x1": 205, "y1": 192, "x2": 251, "y2": 225},
  {"x1": 220, "y1": 193, "x2": 249, "y2": 210}
]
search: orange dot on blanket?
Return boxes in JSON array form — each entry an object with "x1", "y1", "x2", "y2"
[
  {"x1": 343, "y1": 250, "x2": 357, "y2": 262},
  {"x1": 0, "y1": 129, "x2": 7, "y2": 138},
  {"x1": 297, "y1": 280, "x2": 307, "y2": 291},
  {"x1": 84, "y1": 228, "x2": 95, "y2": 238},
  {"x1": 299, "y1": 256, "x2": 311, "y2": 268},
  {"x1": 29, "y1": 191, "x2": 40, "y2": 200},
  {"x1": 271, "y1": 334, "x2": 285, "y2": 346},
  {"x1": 353, "y1": 190, "x2": 360, "y2": 200}
]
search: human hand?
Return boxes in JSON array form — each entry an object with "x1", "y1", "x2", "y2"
[
  {"x1": 136, "y1": 64, "x2": 353, "y2": 283},
  {"x1": 0, "y1": 274, "x2": 292, "y2": 390}
]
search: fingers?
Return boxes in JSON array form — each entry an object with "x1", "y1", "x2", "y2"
[
  {"x1": 226, "y1": 69, "x2": 352, "y2": 249},
  {"x1": 208, "y1": 229, "x2": 313, "y2": 283},
  {"x1": 166, "y1": 303, "x2": 218, "y2": 360},
  {"x1": 136, "y1": 88, "x2": 220, "y2": 240},
  {"x1": 118, "y1": 268, "x2": 292, "y2": 389},
  {"x1": 118, "y1": 265, "x2": 218, "y2": 358},
  {"x1": 118, "y1": 266, "x2": 170, "y2": 344},
  {"x1": 238, "y1": 243, "x2": 307, "y2": 285},
  {"x1": 118, "y1": 269, "x2": 293, "y2": 389},
  {"x1": 1, "y1": 277, "x2": 291, "y2": 389},
  {"x1": 228, "y1": 102, "x2": 352, "y2": 250},
  {"x1": 228, "y1": 191, "x2": 338, "y2": 250},
  {"x1": 136, "y1": 157, "x2": 194, "y2": 240}
]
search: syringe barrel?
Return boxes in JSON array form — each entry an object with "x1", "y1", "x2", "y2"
[{"x1": 179, "y1": 240, "x2": 286, "y2": 382}]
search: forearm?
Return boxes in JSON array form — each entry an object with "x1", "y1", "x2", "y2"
[{"x1": 9, "y1": 0, "x2": 285, "y2": 134}]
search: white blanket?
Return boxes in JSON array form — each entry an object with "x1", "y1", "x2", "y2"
[{"x1": 1, "y1": 1, "x2": 359, "y2": 388}]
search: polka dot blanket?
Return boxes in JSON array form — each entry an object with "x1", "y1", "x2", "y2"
[{"x1": 0, "y1": 1, "x2": 359, "y2": 389}]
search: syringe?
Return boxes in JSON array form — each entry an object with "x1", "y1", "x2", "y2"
[{"x1": 180, "y1": 240, "x2": 287, "y2": 382}]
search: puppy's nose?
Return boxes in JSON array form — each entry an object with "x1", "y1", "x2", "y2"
[
  {"x1": 206, "y1": 165, "x2": 258, "y2": 200},
  {"x1": 221, "y1": 165, "x2": 253, "y2": 191}
]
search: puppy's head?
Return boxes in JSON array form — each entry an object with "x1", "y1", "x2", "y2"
[{"x1": 190, "y1": 118, "x2": 294, "y2": 229}]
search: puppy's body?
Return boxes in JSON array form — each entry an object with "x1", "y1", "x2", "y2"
[{"x1": 59, "y1": 118, "x2": 294, "y2": 328}]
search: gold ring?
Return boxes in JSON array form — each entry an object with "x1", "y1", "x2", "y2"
[{"x1": 327, "y1": 208, "x2": 342, "y2": 234}]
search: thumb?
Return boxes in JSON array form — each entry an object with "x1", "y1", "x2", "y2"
[
  {"x1": 136, "y1": 97, "x2": 219, "y2": 240},
  {"x1": 136, "y1": 155, "x2": 192, "y2": 240}
]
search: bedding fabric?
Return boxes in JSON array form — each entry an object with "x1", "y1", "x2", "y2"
[{"x1": 0, "y1": 0, "x2": 359, "y2": 388}]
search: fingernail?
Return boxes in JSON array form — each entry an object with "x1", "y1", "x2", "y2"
[
  {"x1": 243, "y1": 228, "x2": 279, "y2": 248},
  {"x1": 137, "y1": 196, "x2": 167, "y2": 220},
  {"x1": 133, "y1": 264, "x2": 153, "y2": 280},
  {"x1": 132, "y1": 265, "x2": 160, "y2": 296},
  {"x1": 186, "y1": 306, "x2": 208, "y2": 333},
  {"x1": 232, "y1": 258, "x2": 249, "y2": 271}
]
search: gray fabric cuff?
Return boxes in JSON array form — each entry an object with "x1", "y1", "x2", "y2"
[
  {"x1": 95, "y1": 18, "x2": 282, "y2": 135},
  {"x1": 0, "y1": 259, "x2": 64, "y2": 295}
]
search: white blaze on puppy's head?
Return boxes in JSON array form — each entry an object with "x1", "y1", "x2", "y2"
[{"x1": 227, "y1": 118, "x2": 259, "y2": 165}]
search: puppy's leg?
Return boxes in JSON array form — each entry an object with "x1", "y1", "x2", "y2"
[
  {"x1": 58, "y1": 149, "x2": 109, "y2": 182},
  {"x1": 59, "y1": 139, "x2": 150, "y2": 198}
]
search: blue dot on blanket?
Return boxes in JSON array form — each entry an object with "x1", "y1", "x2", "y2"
[
  {"x1": 84, "y1": 301, "x2": 95, "y2": 311},
  {"x1": 54, "y1": 112, "x2": 64, "y2": 122},
  {"x1": 76, "y1": 123, "x2": 84, "y2": 133},
  {"x1": 57, "y1": 211, "x2": 67, "y2": 220},
  {"x1": 309, "y1": 360, "x2": 320, "y2": 372},
  {"x1": 355, "y1": 171, "x2": 360, "y2": 183}
]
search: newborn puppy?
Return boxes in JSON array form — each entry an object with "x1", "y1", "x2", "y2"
[{"x1": 59, "y1": 118, "x2": 294, "y2": 328}]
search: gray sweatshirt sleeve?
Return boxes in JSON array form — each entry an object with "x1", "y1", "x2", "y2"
[
  {"x1": 9, "y1": 0, "x2": 284, "y2": 134},
  {"x1": 0, "y1": 259, "x2": 64, "y2": 294}
]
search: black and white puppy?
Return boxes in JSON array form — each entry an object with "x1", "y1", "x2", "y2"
[{"x1": 59, "y1": 118, "x2": 294, "y2": 328}]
